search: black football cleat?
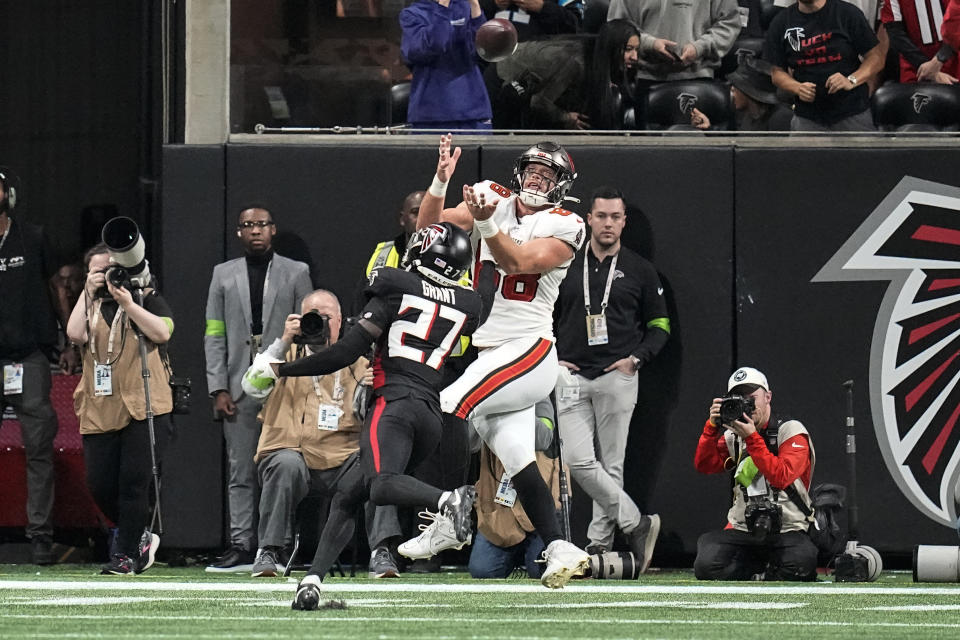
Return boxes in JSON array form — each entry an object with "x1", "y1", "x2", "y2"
[{"x1": 291, "y1": 574, "x2": 322, "y2": 611}]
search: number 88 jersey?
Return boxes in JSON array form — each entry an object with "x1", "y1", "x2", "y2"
[
  {"x1": 362, "y1": 267, "x2": 482, "y2": 401},
  {"x1": 470, "y1": 180, "x2": 585, "y2": 348}
]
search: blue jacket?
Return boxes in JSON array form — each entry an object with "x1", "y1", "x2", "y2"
[{"x1": 400, "y1": 0, "x2": 492, "y2": 125}]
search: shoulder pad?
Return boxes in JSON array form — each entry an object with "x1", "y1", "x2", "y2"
[
  {"x1": 545, "y1": 206, "x2": 578, "y2": 218},
  {"x1": 475, "y1": 180, "x2": 513, "y2": 200},
  {"x1": 366, "y1": 266, "x2": 417, "y2": 298}
]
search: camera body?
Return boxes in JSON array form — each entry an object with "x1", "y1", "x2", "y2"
[
  {"x1": 169, "y1": 376, "x2": 192, "y2": 415},
  {"x1": 744, "y1": 497, "x2": 782, "y2": 539},
  {"x1": 719, "y1": 393, "x2": 756, "y2": 425},
  {"x1": 294, "y1": 310, "x2": 330, "y2": 346},
  {"x1": 836, "y1": 543, "x2": 882, "y2": 582}
]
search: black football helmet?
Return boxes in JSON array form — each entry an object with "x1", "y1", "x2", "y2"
[
  {"x1": 402, "y1": 222, "x2": 472, "y2": 286},
  {"x1": 511, "y1": 142, "x2": 577, "y2": 208}
]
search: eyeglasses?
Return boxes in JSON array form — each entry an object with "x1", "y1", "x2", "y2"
[{"x1": 238, "y1": 220, "x2": 274, "y2": 229}]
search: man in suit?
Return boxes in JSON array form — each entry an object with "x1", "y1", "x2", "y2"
[{"x1": 204, "y1": 206, "x2": 312, "y2": 570}]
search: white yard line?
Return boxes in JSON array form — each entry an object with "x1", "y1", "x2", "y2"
[
  {"x1": 1, "y1": 579, "x2": 959, "y2": 596},
  {"x1": 1, "y1": 613, "x2": 960, "y2": 629}
]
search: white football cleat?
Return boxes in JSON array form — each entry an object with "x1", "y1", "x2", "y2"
[
  {"x1": 540, "y1": 539, "x2": 589, "y2": 589},
  {"x1": 397, "y1": 510, "x2": 471, "y2": 560}
]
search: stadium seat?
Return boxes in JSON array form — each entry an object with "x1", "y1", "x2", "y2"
[
  {"x1": 645, "y1": 80, "x2": 733, "y2": 131},
  {"x1": 719, "y1": 37, "x2": 765, "y2": 80},
  {"x1": 390, "y1": 82, "x2": 411, "y2": 126},
  {"x1": 871, "y1": 83, "x2": 960, "y2": 132},
  {"x1": 583, "y1": 0, "x2": 609, "y2": 34},
  {"x1": 759, "y1": 0, "x2": 783, "y2": 31}
]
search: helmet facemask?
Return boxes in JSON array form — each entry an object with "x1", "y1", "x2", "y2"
[{"x1": 511, "y1": 142, "x2": 577, "y2": 208}]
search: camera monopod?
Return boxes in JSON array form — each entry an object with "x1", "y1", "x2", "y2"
[
  {"x1": 548, "y1": 391, "x2": 572, "y2": 541},
  {"x1": 834, "y1": 380, "x2": 881, "y2": 581},
  {"x1": 132, "y1": 287, "x2": 164, "y2": 535}
]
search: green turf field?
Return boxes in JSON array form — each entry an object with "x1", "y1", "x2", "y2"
[{"x1": 2, "y1": 565, "x2": 960, "y2": 639}]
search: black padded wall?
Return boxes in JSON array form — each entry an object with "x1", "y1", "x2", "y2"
[
  {"x1": 159, "y1": 145, "x2": 226, "y2": 548},
  {"x1": 160, "y1": 140, "x2": 960, "y2": 558},
  {"x1": 224, "y1": 143, "x2": 481, "y2": 310}
]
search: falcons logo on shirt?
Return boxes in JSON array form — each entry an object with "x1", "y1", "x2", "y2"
[
  {"x1": 814, "y1": 177, "x2": 960, "y2": 528},
  {"x1": 784, "y1": 27, "x2": 805, "y2": 53}
]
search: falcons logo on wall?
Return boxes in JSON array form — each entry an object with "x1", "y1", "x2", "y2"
[{"x1": 814, "y1": 177, "x2": 960, "y2": 528}]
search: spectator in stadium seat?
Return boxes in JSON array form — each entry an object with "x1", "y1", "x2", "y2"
[
  {"x1": 693, "y1": 367, "x2": 818, "y2": 581},
  {"x1": 0, "y1": 169, "x2": 63, "y2": 566},
  {"x1": 488, "y1": 20, "x2": 669, "y2": 130},
  {"x1": 765, "y1": 0, "x2": 884, "y2": 131},
  {"x1": 400, "y1": 0, "x2": 493, "y2": 131},
  {"x1": 607, "y1": 0, "x2": 742, "y2": 81},
  {"x1": 480, "y1": 0, "x2": 583, "y2": 42},
  {"x1": 882, "y1": 0, "x2": 959, "y2": 83},
  {"x1": 690, "y1": 58, "x2": 793, "y2": 130},
  {"x1": 606, "y1": 0, "x2": 742, "y2": 128},
  {"x1": 244, "y1": 289, "x2": 402, "y2": 579},
  {"x1": 67, "y1": 243, "x2": 172, "y2": 575}
]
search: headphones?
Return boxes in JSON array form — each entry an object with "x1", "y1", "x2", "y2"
[{"x1": 0, "y1": 168, "x2": 17, "y2": 211}]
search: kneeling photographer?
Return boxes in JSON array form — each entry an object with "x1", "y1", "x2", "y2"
[
  {"x1": 240, "y1": 290, "x2": 401, "y2": 578},
  {"x1": 66, "y1": 231, "x2": 172, "y2": 576},
  {"x1": 692, "y1": 367, "x2": 818, "y2": 581}
]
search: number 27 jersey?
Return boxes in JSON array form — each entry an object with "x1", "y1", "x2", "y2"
[
  {"x1": 362, "y1": 267, "x2": 482, "y2": 401},
  {"x1": 470, "y1": 180, "x2": 585, "y2": 348}
]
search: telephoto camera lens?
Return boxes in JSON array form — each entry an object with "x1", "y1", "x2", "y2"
[
  {"x1": 295, "y1": 310, "x2": 330, "y2": 345},
  {"x1": 587, "y1": 551, "x2": 640, "y2": 580}
]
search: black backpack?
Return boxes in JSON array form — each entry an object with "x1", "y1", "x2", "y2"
[{"x1": 807, "y1": 483, "x2": 849, "y2": 561}]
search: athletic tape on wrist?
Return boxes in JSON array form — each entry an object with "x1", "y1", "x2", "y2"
[
  {"x1": 474, "y1": 216, "x2": 499, "y2": 239},
  {"x1": 428, "y1": 174, "x2": 448, "y2": 198}
]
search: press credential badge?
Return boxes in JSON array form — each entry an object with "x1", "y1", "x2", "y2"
[
  {"x1": 3, "y1": 363, "x2": 24, "y2": 395},
  {"x1": 494, "y1": 472, "x2": 517, "y2": 507},
  {"x1": 318, "y1": 404, "x2": 342, "y2": 431},
  {"x1": 94, "y1": 364, "x2": 113, "y2": 397}
]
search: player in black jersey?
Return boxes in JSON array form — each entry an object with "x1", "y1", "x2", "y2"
[{"x1": 261, "y1": 222, "x2": 482, "y2": 610}]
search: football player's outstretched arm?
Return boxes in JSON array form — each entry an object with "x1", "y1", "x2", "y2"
[
  {"x1": 418, "y1": 133, "x2": 474, "y2": 232},
  {"x1": 275, "y1": 319, "x2": 382, "y2": 378}
]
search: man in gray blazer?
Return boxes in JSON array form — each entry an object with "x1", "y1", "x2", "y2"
[{"x1": 204, "y1": 206, "x2": 312, "y2": 569}]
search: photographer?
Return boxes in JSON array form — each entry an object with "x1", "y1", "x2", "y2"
[
  {"x1": 242, "y1": 289, "x2": 401, "y2": 578},
  {"x1": 66, "y1": 243, "x2": 172, "y2": 575},
  {"x1": 693, "y1": 367, "x2": 818, "y2": 581}
]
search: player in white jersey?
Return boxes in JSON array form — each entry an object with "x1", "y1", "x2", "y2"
[{"x1": 399, "y1": 134, "x2": 590, "y2": 589}]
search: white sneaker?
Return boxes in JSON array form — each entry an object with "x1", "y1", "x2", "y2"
[
  {"x1": 397, "y1": 510, "x2": 471, "y2": 560},
  {"x1": 540, "y1": 539, "x2": 589, "y2": 589}
]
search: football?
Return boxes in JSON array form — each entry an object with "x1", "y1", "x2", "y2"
[{"x1": 475, "y1": 18, "x2": 518, "y2": 63}]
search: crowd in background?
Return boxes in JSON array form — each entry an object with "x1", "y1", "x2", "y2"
[{"x1": 399, "y1": 0, "x2": 960, "y2": 132}]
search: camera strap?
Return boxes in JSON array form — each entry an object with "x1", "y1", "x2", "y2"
[
  {"x1": 88, "y1": 298, "x2": 126, "y2": 366},
  {"x1": 735, "y1": 419, "x2": 814, "y2": 518}
]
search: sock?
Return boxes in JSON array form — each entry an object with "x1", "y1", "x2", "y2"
[
  {"x1": 438, "y1": 491, "x2": 452, "y2": 510},
  {"x1": 510, "y1": 462, "x2": 563, "y2": 546}
]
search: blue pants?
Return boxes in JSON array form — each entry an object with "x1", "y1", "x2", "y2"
[{"x1": 468, "y1": 529, "x2": 545, "y2": 579}]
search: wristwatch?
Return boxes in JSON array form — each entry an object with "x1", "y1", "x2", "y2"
[{"x1": 847, "y1": 74, "x2": 858, "y2": 86}]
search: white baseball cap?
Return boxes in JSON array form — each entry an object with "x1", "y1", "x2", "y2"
[{"x1": 727, "y1": 367, "x2": 769, "y2": 392}]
